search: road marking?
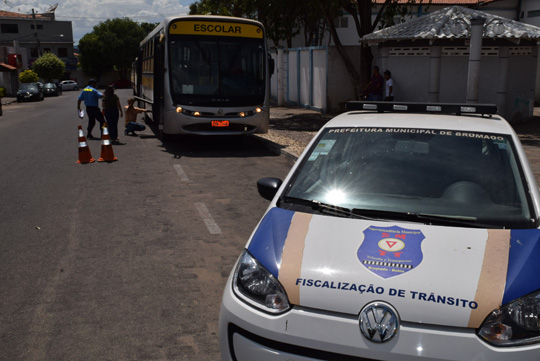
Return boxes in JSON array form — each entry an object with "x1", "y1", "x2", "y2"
[
  {"x1": 195, "y1": 202, "x2": 221, "y2": 235},
  {"x1": 173, "y1": 164, "x2": 190, "y2": 182}
]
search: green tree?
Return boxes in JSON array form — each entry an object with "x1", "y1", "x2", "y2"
[
  {"x1": 79, "y1": 32, "x2": 113, "y2": 81},
  {"x1": 79, "y1": 18, "x2": 158, "y2": 81},
  {"x1": 19, "y1": 69, "x2": 39, "y2": 83},
  {"x1": 32, "y1": 52, "x2": 65, "y2": 82}
]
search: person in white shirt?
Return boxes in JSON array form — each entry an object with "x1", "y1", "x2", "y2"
[{"x1": 384, "y1": 70, "x2": 394, "y2": 101}]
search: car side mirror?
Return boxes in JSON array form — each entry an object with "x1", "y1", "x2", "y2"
[{"x1": 257, "y1": 178, "x2": 282, "y2": 201}]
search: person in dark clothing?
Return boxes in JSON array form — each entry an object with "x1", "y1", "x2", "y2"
[
  {"x1": 364, "y1": 66, "x2": 384, "y2": 101},
  {"x1": 102, "y1": 85, "x2": 123, "y2": 143}
]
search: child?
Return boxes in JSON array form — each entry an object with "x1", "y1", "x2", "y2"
[{"x1": 124, "y1": 98, "x2": 150, "y2": 136}]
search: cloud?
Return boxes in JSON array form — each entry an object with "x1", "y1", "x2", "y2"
[{"x1": 5, "y1": 0, "x2": 191, "y2": 44}]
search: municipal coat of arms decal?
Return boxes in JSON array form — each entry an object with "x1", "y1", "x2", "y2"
[{"x1": 358, "y1": 225, "x2": 425, "y2": 279}]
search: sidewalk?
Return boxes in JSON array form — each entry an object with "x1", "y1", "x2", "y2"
[{"x1": 1, "y1": 96, "x2": 17, "y2": 105}]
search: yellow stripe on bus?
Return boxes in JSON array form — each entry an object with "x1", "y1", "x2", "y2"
[{"x1": 169, "y1": 20, "x2": 263, "y2": 39}]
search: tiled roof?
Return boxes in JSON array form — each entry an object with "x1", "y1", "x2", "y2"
[
  {"x1": 362, "y1": 6, "x2": 540, "y2": 43},
  {"x1": 0, "y1": 10, "x2": 50, "y2": 19}
]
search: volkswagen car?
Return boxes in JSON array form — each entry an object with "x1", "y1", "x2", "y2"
[{"x1": 219, "y1": 102, "x2": 540, "y2": 361}]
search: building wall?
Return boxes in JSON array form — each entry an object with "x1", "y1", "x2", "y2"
[
  {"x1": 0, "y1": 15, "x2": 75, "y2": 71},
  {"x1": 519, "y1": 0, "x2": 540, "y2": 103},
  {"x1": 520, "y1": 0, "x2": 540, "y2": 26},
  {"x1": 373, "y1": 44, "x2": 537, "y2": 121}
]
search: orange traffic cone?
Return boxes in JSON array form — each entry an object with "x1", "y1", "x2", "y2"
[
  {"x1": 77, "y1": 125, "x2": 95, "y2": 164},
  {"x1": 98, "y1": 122, "x2": 118, "y2": 162}
]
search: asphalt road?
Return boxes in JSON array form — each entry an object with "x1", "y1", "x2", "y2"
[{"x1": 0, "y1": 89, "x2": 294, "y2": 361}]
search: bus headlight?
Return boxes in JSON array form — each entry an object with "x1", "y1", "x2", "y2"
[
  {"x1": 255, "y1": 107, "x2": 262, "y2": 113},
  {"x1": 176, "y1": 106, "x2": 183, "y2": 113},
  {"x1": 239, "y1": 112, "x2": 246, "y2": 117},
  {"x1": 194, "y1": 111, "x2": 200, "y2": 117}
]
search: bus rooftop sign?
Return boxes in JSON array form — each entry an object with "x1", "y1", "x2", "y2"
[{"x1": 169, "y1": 21, "x2": 263, "y2": 39}]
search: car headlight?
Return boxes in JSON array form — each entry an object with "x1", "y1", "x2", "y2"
[
  {"x1": 232, "y1": 250, "x2": 290, "y2": 314},
  {"x1": 478, "y1": 289, "x2": 540, "y2": 346}
]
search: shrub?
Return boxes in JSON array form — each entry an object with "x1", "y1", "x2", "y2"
[{"x1": 19, "y1": 70, "x2": 39, "y2": 83}]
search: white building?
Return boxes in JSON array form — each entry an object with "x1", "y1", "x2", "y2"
[
  {"x1": 363, "y1": 6, "x2": 540, "y2": 121},
  {"x1": 271, "y1": 0, "x2": 540, "y2": 117}
]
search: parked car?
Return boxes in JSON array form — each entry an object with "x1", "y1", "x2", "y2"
[
  {"x1": 219, "y1": 101, "x2": 540, "y2": 361},
  {"x1": 60, "y1": 80, "x2": 79, "y2": 91},
  {"x1": 43, "y1": 82, "x2": 60, "y2": 96},
  {"x1": 16, "y1": 83, "x2": 44, "y2": 102}
]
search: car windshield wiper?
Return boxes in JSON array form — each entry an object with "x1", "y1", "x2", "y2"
[
  {"x1": 281, "y1": 196, "x2": 376, "y2": 220},
  {"x1": 351, "y1": 208, "x2": 498, "y2": 228}
]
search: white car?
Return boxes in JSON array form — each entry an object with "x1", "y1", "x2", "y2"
[
  {"x1": 219, "y1": 102, "x2": 540, "y2": 361},
  {"x1": 60, "y1": 80, "x2": 79, "y2": 90}
]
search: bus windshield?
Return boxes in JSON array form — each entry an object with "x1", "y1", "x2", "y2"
[{"x1": 169, "y1": 36, "x2": 265, "y2": 107}]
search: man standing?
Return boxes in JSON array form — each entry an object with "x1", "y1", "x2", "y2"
[
  {"x1": 364, "y1": 66, "x2": 384, "y2": 101},
  {"x1": 77, "y1": 79, "x2": 105, "y2": 139}
]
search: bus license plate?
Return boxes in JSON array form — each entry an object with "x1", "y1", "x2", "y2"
[{"x1": 212, "y1": 120, "x2": 230, "y2": 127}]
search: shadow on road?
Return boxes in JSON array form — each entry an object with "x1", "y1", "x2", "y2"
[{"x1": 144, "y1": 120, "x2": 281, "y2": 159}]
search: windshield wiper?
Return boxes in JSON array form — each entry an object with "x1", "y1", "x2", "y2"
[
  {"x1": 281, "y1": 196, "x2": 376, "y2": 220},
  {"x1": 351, "y1": 208, "x2": 498, "y2": 228}
]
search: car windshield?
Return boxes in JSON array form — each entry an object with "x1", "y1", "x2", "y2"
[
  {"x1": 168, "y1": 36, "x2": 265, "y2": 106},
  {"x1": 20, "y1": 84, "x2": 38, "y2": 91},
  {"x1": 44, "y1": 83, "x2": 55, "y2": 89},
  {"x1": 282, "y1": 127, "x2": 536, "y2": 229}
]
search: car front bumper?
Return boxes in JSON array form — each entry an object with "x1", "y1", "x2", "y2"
[{"x1": 219, "y1": 273, "x2": 540, "y2": 361}]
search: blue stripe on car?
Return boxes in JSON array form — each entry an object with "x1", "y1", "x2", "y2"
[
  {"x1": 503, "y1": 230, "x2": 540, "y2": 304},
  {"x1": 247, "y1": 207, "x2": 295, "y2": 278}
]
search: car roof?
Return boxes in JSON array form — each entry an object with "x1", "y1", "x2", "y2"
[{"x1": 326, "y1": 102, "x2": 514, "y2": 136}]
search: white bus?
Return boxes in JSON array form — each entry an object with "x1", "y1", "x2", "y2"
[{"x1": 132, "y1": 15, "x2": 273, "y2": 139}]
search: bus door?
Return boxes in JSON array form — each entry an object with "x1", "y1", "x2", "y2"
[{"x1": 153, "y1": 34, "x2": 165, "y2": 128}]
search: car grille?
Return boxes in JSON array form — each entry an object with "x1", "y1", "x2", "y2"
[{"x1": 228, "y1": 324, "x2": 380, "y2": 361}]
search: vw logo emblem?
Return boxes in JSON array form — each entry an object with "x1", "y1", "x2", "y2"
[{"x1": 359, "y1": 302, "x2": 399, "y2": 343}]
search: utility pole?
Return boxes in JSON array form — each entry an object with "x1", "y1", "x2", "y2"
[{"x1": 32, "y1": 8, "x2": 42, "y2": 57}]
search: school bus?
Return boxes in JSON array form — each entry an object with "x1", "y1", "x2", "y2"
[{"x1": 132, "y1": 15, "x2": 272, "y2": 139}]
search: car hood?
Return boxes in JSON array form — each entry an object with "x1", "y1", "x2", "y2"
[{"x1": 247, "y1": 207, "x2": 540, "y2": 328}]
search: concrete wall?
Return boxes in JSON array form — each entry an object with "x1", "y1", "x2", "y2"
[
  {"x1": 271, "y1": 47, "x2": 329, "y2": 112},
  {"x1": 372, "y1": 44, "x2": 537, "y2": 121}
]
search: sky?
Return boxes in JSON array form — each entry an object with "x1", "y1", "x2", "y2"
[{"x1": 2, "y1": 0, "x2": 192, "y2": 45}]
